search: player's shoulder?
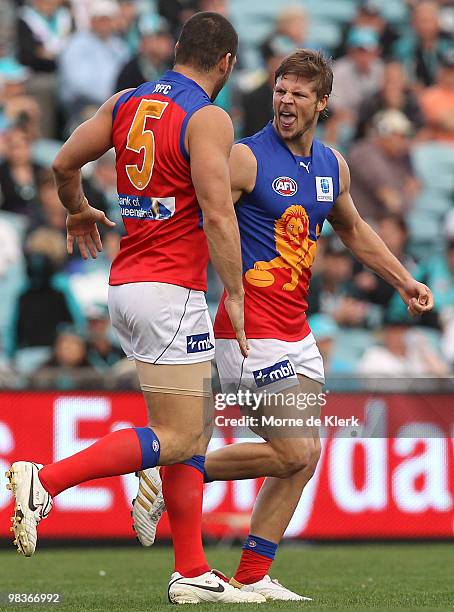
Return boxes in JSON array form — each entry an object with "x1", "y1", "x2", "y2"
[
  {"x1": 326, "y1": 145, "x2": 350, "y2": 191},
  {"x1": 326, "y1": 145, "x2": 349, "y2": 172},
  {"x1": 189, "y1": 104, "x2": 232, "y2": 133},
  {"x1": 230, "y1": 142, "x2": 257, "y2": 178}
]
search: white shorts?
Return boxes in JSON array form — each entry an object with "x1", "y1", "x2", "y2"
[
  {"x1": 216, "y1": 333, "x2": 325, "y2": 393},
  {"x1": 108, "y1": 282, "x2": 215, "y2": 365}
]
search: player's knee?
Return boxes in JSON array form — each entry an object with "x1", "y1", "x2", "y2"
[
  {"x1": 277, "y1": 441, "x2": 320, "y2": 478},
  {"x1": 304, "y1": 443, "x2": 321, "y2": 480},
  {"x1": 163, "y1": 428, "x2": 205, "y2": 464}
]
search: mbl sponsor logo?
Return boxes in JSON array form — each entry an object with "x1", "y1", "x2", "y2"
[
  {"x1": 187, "y1": 333, "x2": 214, "y2": 354},
  {"x1": 253, "y1": 359, "x2": 296, "y2": 387}
]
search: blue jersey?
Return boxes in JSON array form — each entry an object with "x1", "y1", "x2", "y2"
[{"x1": 215, "y1": 122, "x2": 340, "y2": 341}]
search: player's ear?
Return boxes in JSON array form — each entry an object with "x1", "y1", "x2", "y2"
[
  {"x1": 316, "y1": 95, "x2": 328, "y2": 113},
  {"x1": 218, "y1": 53, "x2": 232, "y2": 74}
]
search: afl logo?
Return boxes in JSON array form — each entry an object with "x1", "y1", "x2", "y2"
[{"x1": 272, "y1": 177, "x2": 298, "y2": 197}]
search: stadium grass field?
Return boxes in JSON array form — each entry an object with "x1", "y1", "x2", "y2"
[{"x1": 0, "y1": 543, "x2": 452, "y2": 610}]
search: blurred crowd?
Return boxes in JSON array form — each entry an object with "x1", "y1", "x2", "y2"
[{"x1": 0, "y1": 0, "x2": 453, "y2": 390}]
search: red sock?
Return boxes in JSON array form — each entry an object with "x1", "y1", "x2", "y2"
[
  {"x1": 234, "y1": 549, "x2": 274, "y2": 585},
  {"x1": 39, "y1": 429, "x2": 144, "y2": 497},
  {"x1": 161, "y1": 464, "x2": 210, "y2": 578}
]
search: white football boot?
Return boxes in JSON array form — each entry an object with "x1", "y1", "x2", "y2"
[
  {"x1": 5, "y1": 462, "x2": 53, "y2": 557},
  {"x1": 132, "y1": 468, "x2": 166, "y2": 546},
  {"x1": 168, "y1": 570, "x2": 266, "y2": 604},
  {"x1": 230, "y1": 575, "x2": 313, "y2": 601}
]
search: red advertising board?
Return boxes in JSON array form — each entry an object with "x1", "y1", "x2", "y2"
[{"x1": 0, "y1": 392, "x2": 453, "y2": 540}]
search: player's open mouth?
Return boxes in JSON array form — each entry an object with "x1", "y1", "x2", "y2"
[{"x1": 279, "y1": 112, "x2": 297, "y2": 129}]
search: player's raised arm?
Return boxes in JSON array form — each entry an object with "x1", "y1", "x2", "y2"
[
  {"x1": 188, "y1": 105, "x2": 248, "y2": 356},
  {"x1": 328, "y1": 150, "x2": 434, "y2": 317},
  {"x1": 52, "y1": 90, "x2": 131, "y2": 260}
]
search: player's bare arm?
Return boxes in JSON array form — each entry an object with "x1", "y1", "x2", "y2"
[
  {"x1": 52, "y1": 90, "x2": 132, "y2": 260},
  {"x1": 187, "y1": 105, "x2": 248, "y2": 356},
  {"x1": 229, "y1": 143, "x2": 257, "y2": 204},
  {"x1": 328, "y1": 150, "x2": 434, "y2": 317}
]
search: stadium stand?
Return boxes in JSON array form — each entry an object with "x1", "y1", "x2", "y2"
[{"x1": 0, "y1": 0, "x2": 452, "y2": 387}]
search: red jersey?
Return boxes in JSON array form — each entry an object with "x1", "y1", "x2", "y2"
[{"x1": 109, "y1": 71, "x2": 212, "y2": 290}]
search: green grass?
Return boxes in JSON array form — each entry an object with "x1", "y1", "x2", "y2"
[{"x1": 0, "y1": 543, "x2": 452, "y2": 611}]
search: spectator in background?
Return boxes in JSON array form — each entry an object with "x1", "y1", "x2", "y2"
[
  {"x1": 274, "y1": 5, "x2": 308, "y2": 48},
  {"x1": 438, "y1": 0, "x2": 454, "y2": 37},
  {"x1": 67, "y1": 229, "x2": 121, "y2": 307},
  {"x1": 393, "y1": 0, "x2": 451, "y2": 88},
  {"x1": 83, "y1": 150, "x2": 119, "y2": 225},
  {"x1": 198, "y1": 0, "x2": 229, "y2": 16},
  {"x1": 17, "y1": 0, "x2": 72, "y2": 73},
  {"x1": 10, "y1": 228, "x2": 81, "y2": 355},
  {"x1": 29, "y1": 168, "x2": 66, "y2": 234},
  {"x1": 40, "y1": 327, "x2": 90, "y2": 368},
  {"x1": 356, "y1": 61, "x2": 424, "y2": 139},
  {"x1": 85, "y1": 304, "x2": 124, "y2": 371},
  {"x1": 358, "y1": 316, "x2": 449, "y2": 377},
  {"x1": 58, "y1": 0, "x2": 129, "y2": 129},
  {"x1": 0, "y1": 214, "x2": 22, "y2": 278},
  {"x1": 354, "y1": 214, "x2": 417, "y2": 308},
  {"x1": 158, "y1": 0, "x2": 197, "y2": 38},
  {"x1": 17, "y1": 0, "x2": 73, "y2": 138},
  {"x1": 0, "y1": 1, "x2": 15, "y2": 43},
  {"x1": 0, "y1": 127, "x2": 42, "y2": 217},
  {"x1": 335, "y1": 1, "x2": 399, "y2": 60},
  {"x1": 197, "y1": 0, "x2": 235, "y2": 115},
  {"x1": 348, "y1": 110, "x2": 419, "y2": 221},
  {"x1": 308, "y1": 241, "x2": 370, "y2": 328},
  {"x1": 30, "y1": 326, "x2": 104, "y2": 390},
  {"x1": 0, "y1": 59, "x2": 42, "y2": 142},
  {"x1": 420, "y1": 48, "x2": 454, "y2": 142},
  {"x1": 406, "y1": 236, "x2": 454, "y2": 329},
  {"x1": 116, "y1": 0, "x2": 141, "y2": 54},
  {"x1": 116, "y1": 15, "x2": 173, "y2": 91},
  {"x1": 327, "y1": 27, "x2": 384, "y2": 145},
  {"x1": 309, "y1": 313, "x2": 353, "y2": 375},
  {"x1": 241, "y1": 34, "x2": 294, "y2": 137}
]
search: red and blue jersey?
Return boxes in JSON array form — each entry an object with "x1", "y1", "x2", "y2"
[
  {"x1": 214, "y1": 122, "x2": 340, "y2": 341},
  {"x1": 109, "y1": 70, "x2": 212, "y2": 290}
]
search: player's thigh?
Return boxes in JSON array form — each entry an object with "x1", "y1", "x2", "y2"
[
  {"x1": 216, "y1": 339, "x2": 323, "y2": 468},
  {"x1": 136, "y1": 359, "x2": 213, "y2": 462}
]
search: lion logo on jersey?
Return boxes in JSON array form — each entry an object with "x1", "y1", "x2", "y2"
[{"x1": 245, "y1": 205, "x2": 319, "y2": 292}]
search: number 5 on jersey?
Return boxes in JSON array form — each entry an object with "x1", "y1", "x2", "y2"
[{"x1": 126, "y1": 99, "x2": 168, "y2": 190}]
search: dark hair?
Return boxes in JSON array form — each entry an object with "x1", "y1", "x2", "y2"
[
  {"x1": 275, "y1": 49, "x2": 333, "y2": 100},
  {"x1": 175, "y1": 12, "x2": 238, "y2": 72}
]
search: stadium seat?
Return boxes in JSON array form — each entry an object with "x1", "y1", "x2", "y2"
[
  {"x1": 407, "y1": 209, "x2": 444, "y2": 259},
  {"x1": 309, "y1": 19, "x2": 342, "y2": 51},
  {"x1": 32, "y1": 139, "x2": 63, "y2": 168},
  {"x1": 377, "y1": 0, "x2": 408, "y2": 23},
  {"x1": 301, "y1": 0, "x2": 356, "y2": 23},
  {"x1": 411, "y1": 143, "x2": 454, "y2": 195},
  {"x1": 0, "y1": 213, "x2": 26, "y2": 347},
  {"x1": 412, "y1": 190, "x2": 452, "y2": 216},
  {"x1": 331, "y1": 328, "x2": 374, "y2": 371},
  {"x1": 14, "y1": 347, "x2": 52, "y2": 376}
]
